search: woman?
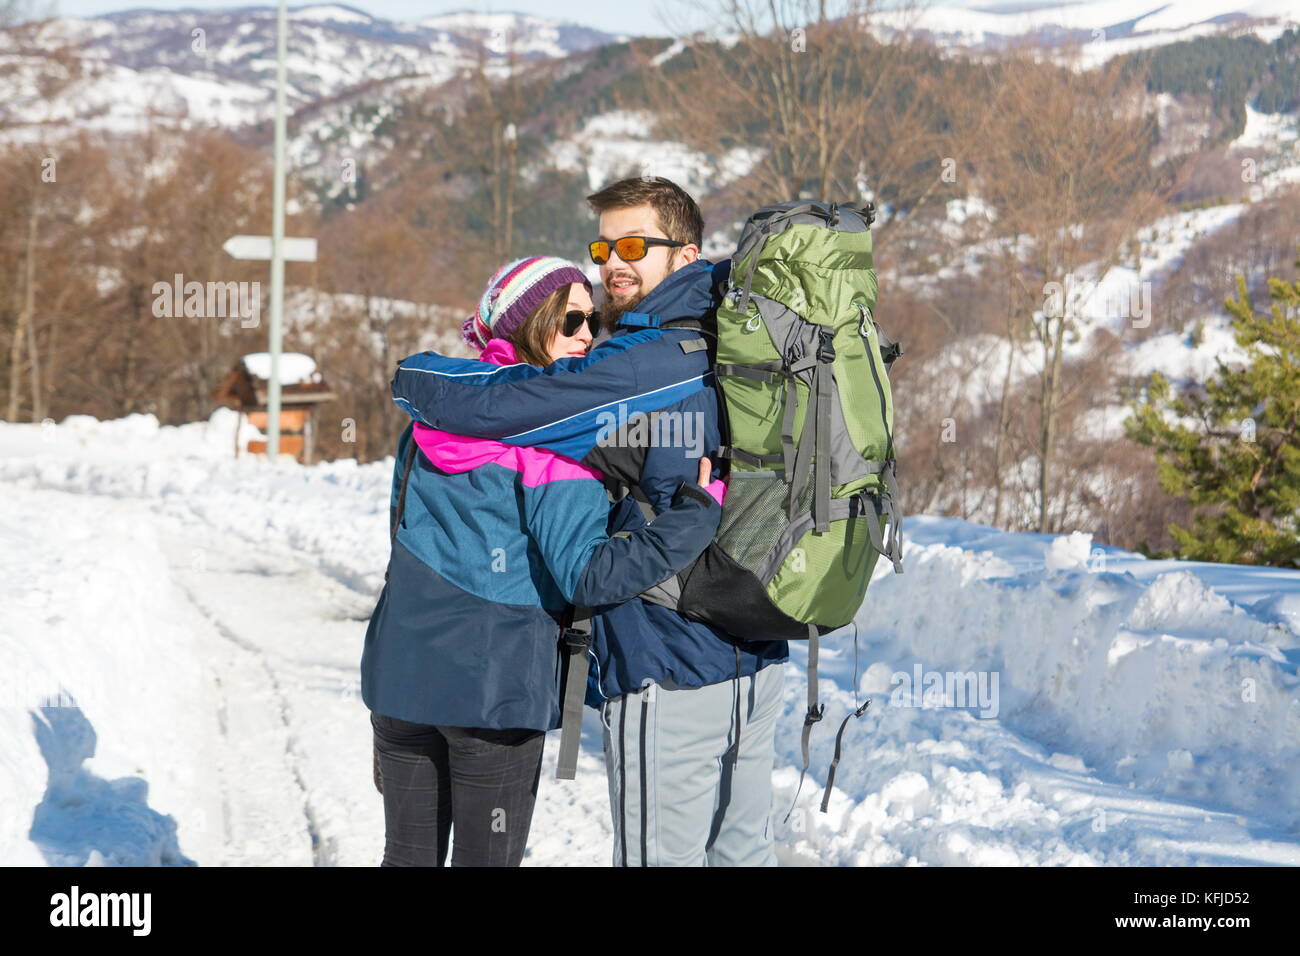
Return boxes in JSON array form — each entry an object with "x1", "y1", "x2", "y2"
[{"x1": 361, "y1": 255, "x2": 723, "y2": 866}]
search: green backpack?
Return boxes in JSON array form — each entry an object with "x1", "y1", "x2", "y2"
[
  {"x1": 675, "y1": 199, "x2": 905, "y2": 809},
  {"x1": 678, "y1": 199, "x2": 903, "y2": 633}
]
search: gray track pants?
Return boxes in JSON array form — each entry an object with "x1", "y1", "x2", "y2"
[{"x1": 600, "y1": 661, "x2": 785, "y2": 866}]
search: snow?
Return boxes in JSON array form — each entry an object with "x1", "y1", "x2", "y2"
[
  {"x1": 413, "y1": 11, "x2": 619, "y2": 58},
  {"x1": 875, "y1": 0, "x2": 1300, "y2": 41},
  {"x1": 2, "y1": 411, "x2": 1297, "y2": 865},
  {"x1": 240, "y1": 352, "x2": 321, "y2": 386},
  {"x1": 1125, "y1": 315, "x2": 1254, "y2": 383},
  {"x1": 870, "y1": 0, "x2": 1300, "y2": 66},
  {"x1": 544, "y1": 109, "x2": 764, "y2": 195},
  {"x1": 291, "y1": 5, "x2": 374, "y2": 24},
  {"x1": 1235, "y1": 105, "x2": 1300, "y2": 150},
  {"x1": 0, "y1": 9, "x2": 477, "y2": 145},
  {"x1": 0, "y1": 494, "x2": 216, "y2": 865},
  {"x1": 1230, "y1": 105, "x2": 1300, "y2": 201},
  {"x1": 912, "y1": 197, "x2": 1260, "y2": 422}
]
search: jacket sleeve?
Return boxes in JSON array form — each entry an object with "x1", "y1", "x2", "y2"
[
  {"x1": 523, "y1": 476, "x2": 721, "y2": 608},
  {"x1": 390, "y1": 332, "x2": 712, "y2": 462},
  {"x1": 630, "y1": 384, "x2": 725, "y2": 516},
  {"x1": 390, "y1": 345, "x2": 641, "y2": 441}
]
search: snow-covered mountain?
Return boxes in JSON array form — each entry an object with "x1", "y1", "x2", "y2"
[
  {"x1": 876, "y1": 0, "x2": 1299, "y2": 61},
  {"x1": 5, "y1": 2, "x2": 1296, "y2": 139},
  {"x1": 0, "y1": 5, "x2": 622, "y2": 134},
  {"x1": 415, "y1": 9, "x2": 623, "y2": 59}
]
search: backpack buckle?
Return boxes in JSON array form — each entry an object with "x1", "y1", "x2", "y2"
[
  {"x1": 816, "y1": 329, "x2": 836, "y2": 363},
  {"x1": 562, "y1": 627, "x2": 590, "y2": 651}
]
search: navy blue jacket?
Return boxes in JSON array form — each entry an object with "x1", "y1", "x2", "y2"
[{"x1": 390, "y1": 259, "x2": 789, "y2": 703}]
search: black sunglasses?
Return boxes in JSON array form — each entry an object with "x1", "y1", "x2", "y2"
[
  {"x1": 562, "y1": 309, "x2": 601, "y2": 338},
  {"x1": 588, "y1": 236, "x2": 686, "y2": 265}
]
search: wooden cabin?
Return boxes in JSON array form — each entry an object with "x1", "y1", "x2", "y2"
[{"x1": 211, "y1": 353, "x2": 336, "y2": 464}]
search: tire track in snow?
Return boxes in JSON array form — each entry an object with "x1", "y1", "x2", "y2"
[{"x1": 174, "y1": 577, "x2": 337, "y2": 866}]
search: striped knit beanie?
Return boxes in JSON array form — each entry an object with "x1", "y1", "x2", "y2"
[{"x1": 462, "y1": 256, "x2": 592, "y2": 351}]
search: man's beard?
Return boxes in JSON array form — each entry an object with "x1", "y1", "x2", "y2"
[{"x1": 599, "y1": 284, "x2": 645, "y2": 330}]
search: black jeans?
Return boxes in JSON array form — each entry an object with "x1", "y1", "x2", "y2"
[{"x1": 370, "y1": 711, "x2": 545, "y2": 867}]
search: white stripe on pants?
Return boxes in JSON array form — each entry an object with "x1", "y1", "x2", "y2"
[{"x1": 600, "y1": 661, "x2": 785, "y2": 866}]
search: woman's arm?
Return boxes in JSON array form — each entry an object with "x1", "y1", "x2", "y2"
[{"x1": 523, "y1": 459, "x2": 722, "y2": 608}]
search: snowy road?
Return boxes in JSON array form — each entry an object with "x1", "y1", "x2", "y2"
[
  {"x1": 2, "y1": 412, "x2": 1298, "y2": 865},
  {"x1": 151, "y1": 501, "x2": 614, "y2": 867}
]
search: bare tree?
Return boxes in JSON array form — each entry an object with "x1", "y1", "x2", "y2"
[
  {"x1": 955, "y1": 54, "x2": 1172, "y2": 532},
  {"x1": 0, "y1": 2, "x2": 82, "y2": 133},
  {"x1": 6, "y1": 194, "x2": 36, "y2": 421},
  {"x1": 641, "y1": 0, "x2": 947, "y2": 240}
]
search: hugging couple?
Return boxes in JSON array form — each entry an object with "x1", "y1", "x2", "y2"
[{"x1": 360, "y1": 176, "x2": 788, "y2": 867}]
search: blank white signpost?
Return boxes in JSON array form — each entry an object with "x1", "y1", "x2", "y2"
[
  {"x1": 221, "y1": 0, "x2": 317, "y2": 461},
  {"x1": 222, "y1": 236, "x2": 318, "y2": 262}
]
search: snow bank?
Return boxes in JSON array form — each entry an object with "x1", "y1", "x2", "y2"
[
  {"x1": 0, "y1": 492, "x2": 217, "y2": 865},
  {"x1": 775, "y1": 518, "x2": 1299, "y2": 863}
]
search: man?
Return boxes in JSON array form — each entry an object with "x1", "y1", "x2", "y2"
[{"x1": 390, "y1": 177, "x2": 788, "y2": 866}]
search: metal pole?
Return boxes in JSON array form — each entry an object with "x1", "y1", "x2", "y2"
[{"x1": 267, "y1": 0, "x2": 288, "y2": 460}]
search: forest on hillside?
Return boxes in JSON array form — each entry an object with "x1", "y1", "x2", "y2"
[{"x1": 2, "y1": 1, "x2": 1297, "y2": 555}]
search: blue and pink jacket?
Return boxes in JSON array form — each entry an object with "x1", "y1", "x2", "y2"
[
  {"x1": 360, "y1": 338, "x2": 724, "y2": 731},
  {"x1": 386, "y1": 259, "x2": 790, "y2": 706}
]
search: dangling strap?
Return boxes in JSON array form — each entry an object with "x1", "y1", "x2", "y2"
[
  {"x1": 819, "y1": 699, "x2": 871, "y2": 813},
  {"x1": 732, "y1": 644, "x2": 743, "y2": 762},
  {"x1": 555, "y1": 604, "x2": 592, "y2": 781},
  {"x1": 783, "y1": 623, "x2": 825, "y2": 824},
  {"x1": 881, "y1": 461, "x2": 904, "y2": 573}
]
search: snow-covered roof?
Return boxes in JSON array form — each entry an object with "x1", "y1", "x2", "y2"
[{"x1": 239, "y1": 352, "x2": 321, "y2": 386}]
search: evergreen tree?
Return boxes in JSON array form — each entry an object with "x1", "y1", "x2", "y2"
[{"x1": 1125, "y1": 248, "x2": 1300, "y2": 566}]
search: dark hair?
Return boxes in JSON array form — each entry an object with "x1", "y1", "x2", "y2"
[
  {"x1": 507, "y1": 285, "x2": 571, "y2": 367},
  {"x1": 586, "y1": 176, "x2": 704, "y2": 249}
]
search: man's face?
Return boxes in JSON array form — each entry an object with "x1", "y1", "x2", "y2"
[{"x1": 596, "y1": 204, "x2": 699, "y2": 314}]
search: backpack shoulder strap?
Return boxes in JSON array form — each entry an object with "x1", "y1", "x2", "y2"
[
  {"x1": 390, "y1": 439, "x2": 418, "y2": 544},
  {"x1": 384, "y1": 438, "x2": 419, "y2": 584},
  {"x1": 555, "y1": 604, "x2": 592, "y2": 780}
]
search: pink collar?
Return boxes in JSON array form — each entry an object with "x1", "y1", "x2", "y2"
[
  {"x1": 411, "y1": 337, "x2": 604, "y2": 485},
  {"x1": 479, "y1": 337, "x2": 521, "y2": 366}
]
